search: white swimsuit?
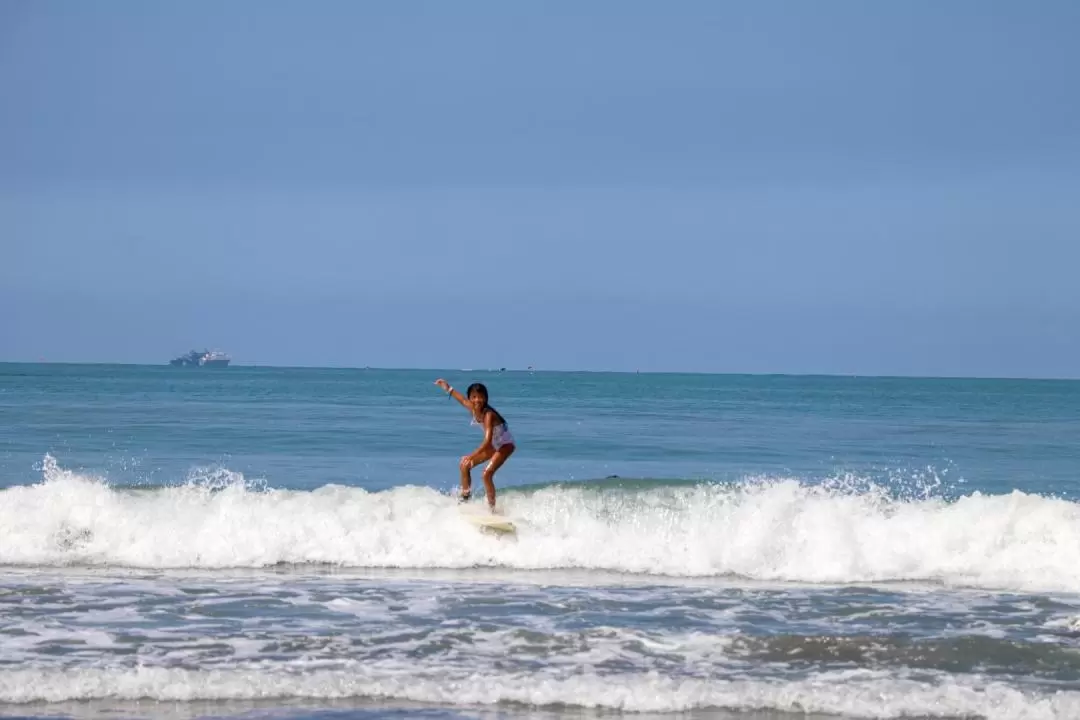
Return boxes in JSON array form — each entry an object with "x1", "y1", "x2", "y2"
[
  {"x1": 473, "y1": 411, "x2": 515, "y2": 449},
  {"x1": 492, "y1": 422, "x2": 515, "y2": 449}
]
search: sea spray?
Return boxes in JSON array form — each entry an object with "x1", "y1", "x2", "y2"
[{"x1": 3, "y1": 458, "x2": 1079, "y2": 593}]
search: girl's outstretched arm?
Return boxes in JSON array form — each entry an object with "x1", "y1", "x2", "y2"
[{"x1": 434, "y1": 378, "x2": 472, "y2": 411}]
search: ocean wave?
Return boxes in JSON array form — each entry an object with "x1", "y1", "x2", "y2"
[
  {"x1": 2, "y1": 455, "x2": 1079, "y2": 594},
  {"x1": 1, "y1": 665, "x2": 1078, "y2": 719}
]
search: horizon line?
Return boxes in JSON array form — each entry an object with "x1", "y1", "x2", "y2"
[{"x1": 1, "y1": 359, "x2": 1077, "y2": 383}]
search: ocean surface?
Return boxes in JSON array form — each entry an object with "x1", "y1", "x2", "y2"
[{"x1": 1, "y1": 363, "x2": 1079, "y2": 720}]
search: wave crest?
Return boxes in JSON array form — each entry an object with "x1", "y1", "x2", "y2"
[{"x1": 2, "y1": 456, "x2": 1079, "y2": 593}]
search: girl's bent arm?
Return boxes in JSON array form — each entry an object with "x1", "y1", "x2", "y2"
[{"x1": 469, "y1": 414, "x2": 496, "y2": 461}]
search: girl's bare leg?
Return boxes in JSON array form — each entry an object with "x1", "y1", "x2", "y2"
[
  {"x1": 460, "y1": 447, "x2": 494, "y2": 499},
  {"x1": 482, "y1": 444, "x2": 515, "y2": 509}
]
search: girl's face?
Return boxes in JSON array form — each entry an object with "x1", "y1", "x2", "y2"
[{"x1": 468, "y1": 392, "x2": 487, "y2": 413}]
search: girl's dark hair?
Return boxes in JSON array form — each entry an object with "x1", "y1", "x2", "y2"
[
  {"x1": 465, "y1": 383, "x2": 488, "y2": 400},
  {"x1": 466, "y1": 382, "x2": 506, "y2": 427}
]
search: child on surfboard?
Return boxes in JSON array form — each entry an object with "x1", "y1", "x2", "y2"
[{"x1": 434, "y1": 379, "x2": 515, "y2": 510}]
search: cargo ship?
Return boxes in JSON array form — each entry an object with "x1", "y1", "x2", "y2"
[{"x1": 169, "y1": 350, "x2": 231, "y2": 367}]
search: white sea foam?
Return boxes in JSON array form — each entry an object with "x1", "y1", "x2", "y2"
[
  {"x1": 0, "y1": 665, "x2": 1078, "y2": 719},
  {"x1": 3, "y1": 456, "x2": 1080, "y2": 594}
]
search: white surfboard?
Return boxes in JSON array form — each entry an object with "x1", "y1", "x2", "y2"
[{"x1": 459, "y1": 505, "x2": 517, "y2": 534}]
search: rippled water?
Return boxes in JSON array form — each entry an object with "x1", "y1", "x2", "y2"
[{"x1": 2, "y1": 364, "x2": 1079, "y2": 719}]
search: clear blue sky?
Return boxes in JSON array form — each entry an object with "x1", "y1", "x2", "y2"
[{"x1": 3, "y1": 1, "x2": 1078, "y2": 376}]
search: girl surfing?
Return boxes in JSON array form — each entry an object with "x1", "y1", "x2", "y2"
[{"x1": 434, "y1": 379, "x2": 515, "y2": 510}]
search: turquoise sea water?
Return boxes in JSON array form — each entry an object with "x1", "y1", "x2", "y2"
[{"x1": 1, "y1": 363, "x2": 1080, "y2": 719}]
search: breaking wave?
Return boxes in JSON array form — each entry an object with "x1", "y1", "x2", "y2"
[{"x1": 2, "y1": 456, "x2": 1079, "y2": 594}]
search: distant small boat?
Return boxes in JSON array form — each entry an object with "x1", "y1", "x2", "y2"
[{"x1": 169, "y1": 350, "x2": 231, "y2": 367}]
